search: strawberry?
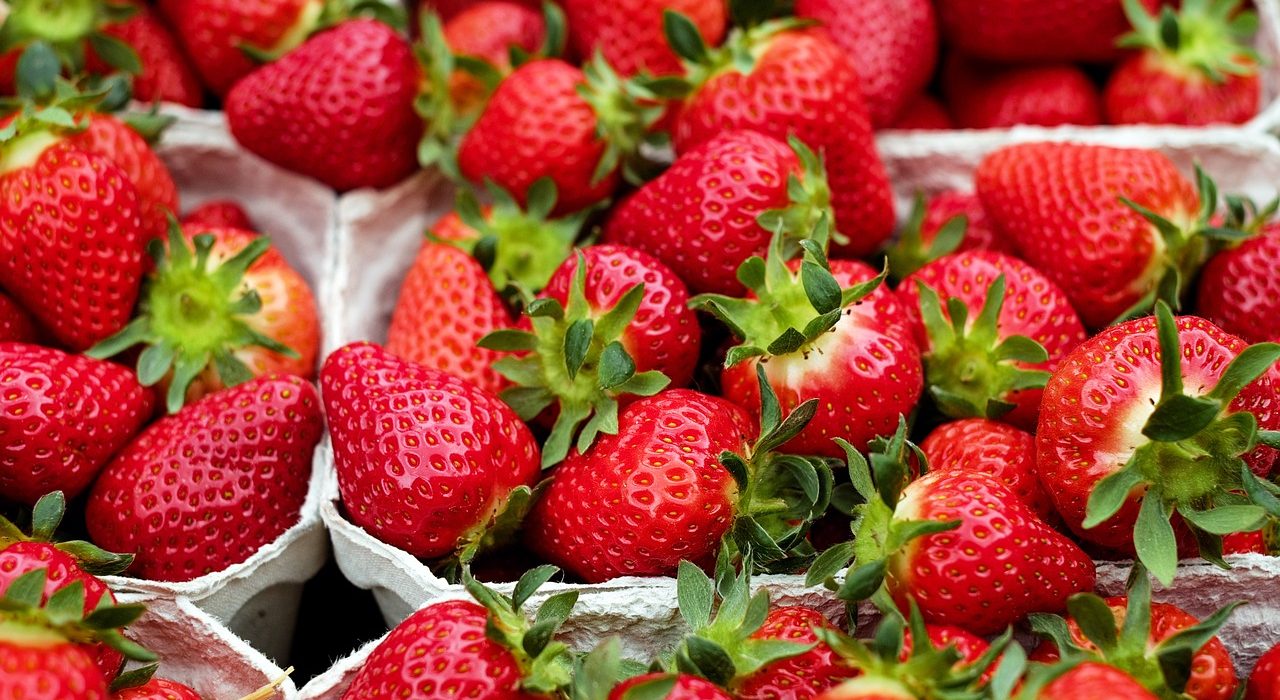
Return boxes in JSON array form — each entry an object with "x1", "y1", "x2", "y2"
[
  {"x1": 941, "y1": 57, "x2": 1102, "y2": 129},
  {"x1": 897, "y1": 250, "x2": 1087, "y2": 429},
  {"x1": 0, "y1": 343, "x2": 154, "y2": 505},
  {"x1": 165, "y1": 0, "x2": 317, "y2": 96},
  {"x1": 1196, "y1": 211, "x2": 1280, "y2": 344},
  {"x1": 386, "y1": 241, "x2": 514, "y2": 396},
  {"x1": 935, "y1": 0, "x2": 1160, "y2": 63},
  {"x1": 180, "y1": 200, "x2": 255, "y2": 231},
  {"x1": 226, "y1": 19, "x2": 422, "y2": 191},
  {"x1": 976, "y1": 142, "x2": 1214, "y2": 328},
  {"x1": 421, "y1": 0, "x2": 541, "y2": 21},
  {"x1": 1248, "y1": 641, "x2": 1280, "y2": 700},
  {"x1": 572, "y1": 634, "x2": 736, "y2": 700},
  {"x1": 664, "y1": 20, "x2": 894, "y2": 258},
  {"x1": 562, "y1": 0, "x2": 726, "y2": 78},
  {"x1": 321, "y1": 342, "x2": 541, "y2": 564},
  {"x1": 88, "y1": 223, "x2": 319, "y2": 413},
  {"x1": 603, "y1": 131, "x2": 836, "y2": 296},
  {"x1": 794, "y1": 0, "x2": 937, "y2": 127},
  {"x1": 439, "y1": 1, "x2": 547, "y2": 112},
  {"x1": 342, "y1": 569, "x2": 577, "y2": 699},
  {"x1": 0, "y1": 292, "x2": 36, "y2": 343},
  {"x1": 1105, "y1": 0, "x2": 1261, "y2": 126},
  {"x1": 85, "y1": 375, "x2": 323, "y2": 582},
  {"x1": 814, "y1": 677, "x2": 915, "y2": 699},
  {"x1": 113, "y1": 679, "x2": 203, "y2": 700},
  {"x1": 888, "y1": 95, "x2": 952, "y2": 131},
  {"x1": 732, "y1": 606, "x2": 858, "y2": 700},
  {"x1": 1033, "y1": 663, "x2": 1160, "y2": 700},
  {"x1": 920, "y1": 418, "x2": 1052, "y2": 520},
  {"x1": 68, "y1": 112, "x2": 180, "y2": 241},
  {"x1": 1035, "y1": 305, "x2": 1280, "y2": 584},
  {"x1": 610, "y1": 674, "x2": 732, "y2": 700},
  {"x1": 898, "y1": 626, "x2": 990, "y2": 671},
  {"x1": 885, "y1": 193, "x2": 1011, "y2": 284},
  {"x1": 1028, "y1": 566, "x2": 1239, "y2": 700},
  {"x1": 86, "y1": 1, "x2": 203, "y2": 107}
]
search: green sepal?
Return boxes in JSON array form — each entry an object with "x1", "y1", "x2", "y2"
[
  {"x1": 1117, "y1": 0, "x2": 1260, "y2": 84},
  {"x1": 0, "y1": 492, "x2": 134, "y2": 576},
  {"x1": 575, "y1": 52, "x2": 669, "y2": 186},
  {"x1": 884, "y1": 193, "x2": 967, "y2": 281}
]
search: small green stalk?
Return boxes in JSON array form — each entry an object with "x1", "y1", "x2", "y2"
[
  {"x1": 1118, "y1": 0, "x2": 1260, "y2": 83},
  {"x1": 576, "y1": 51, "x2": 668, "y2": 185}
]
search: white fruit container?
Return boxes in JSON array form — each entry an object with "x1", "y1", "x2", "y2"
[
  {"x1": 100, "y1": 108, "x2": 338, "y2": 664},
  {"x1": 325, "y1": 127, "x2": 1280, "y2": 672}
]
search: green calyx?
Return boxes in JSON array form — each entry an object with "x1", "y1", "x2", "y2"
[
  {"x1": 431, "y1": 483, "x2": 542, "y2": 584},
  {"x1": 447, "y1": 178, "x2": 593, "y2": 292},
  {"x1": 86, "y1": 219, "x2": 299, "y2": 414},
  {"x1": 478, "y1": 253, "x2": 670, "y2": 468},
  {"x1": 0, "y1": 492, "x2": 133, "y2": 576},
  {"x1": 0, "y1": 569, "x2": 156, "y2": 665},
  {"x1": 575, "y1": 52, "x2": 668, "y2": 186},
  {"x1": 0, "y1": 0, "x2": 139, "y2": 78},
  {"x1": 239, "y1": 0, "x2": 406, "y2": 63},
  {"x1": 1083, "y1": 302, "x2": 1280, "y2": 586},
  {"x1": 718, "y1": 364, "x2": 833, "y2": 575},
  {"x1": 569, "y1": 637, "x2": 659, "y2": 700},
  {"x1": 657, "y1": 11, "x2": 811, "y2": 100},
  {"x1": 1027, "y1": 563, "x2": 1241, "y2": 700},
  {"x1": 462, "y1": 566, "x2": 578, "y2": 696},
  {"x1": 1118, "y1": 0, "x2": 1260, "y2": 83},
  {"x1": 915, "y1": 274, "x2": 1051, "y2": 421},
  {"x1": 885, "y1": 194, "x2": 967, "y2": 281}
]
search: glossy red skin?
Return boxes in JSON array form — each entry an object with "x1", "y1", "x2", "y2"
[
  {"x1": 1036, "y1": 316, "x2": 1280, "y2": 552},
  {"x1": 611, "y1": 674, "x2": 733, "y2": 700},
  {"x1": 1031, "y1": 598, "x2": 1238, "y2": 700},
  {"x1": 935, "y1": 0, "x2": 1160, "y2": 62},
  {"x1": 113, "y1": 678, "x2": 204, "y2": 700},
  {"x1": 602, "y1": 130, "x2": 802, "y2": 296},
  {"x1": 0, "y1": 141, "x2": 147, "y2": 350},
  {"x1": 0, "y1": 343, "x2": 155, "y2": 505},
  {"x1": 0, "y1": 637, "x2": 108, "y2": 700},
  {"x1": 888, "y1": 470, "x2": 1096, "y2": 635},
  {"x1": 425, "y1": 0, "x2": 542, "y2": 20},
  {"x1": 226, "y1": 20, "x2": 422, "y2": 191},
  {"x1": 1105, "y1": 53, "x2": 1261, "y2": 126},
  {"x1": 69, "y1": 113, "x2": 179, "y2": 241},
  {"x1": 180, "y1": 200, "x2": 255, "y2": 231},
  {"x1": 458, "y1": 59, "x2": 614, "y2": 215},
  {"x1": 897, "y1": 250, "x2": 1087, "y2": 429},
  {"x1": 921, "y1": 191, "x2": 1009, "y2": 256},
  {"x1": 322, "y1": 342, "x2": 541, "y2": 560},
  {"x1": 1222, "y1": 529, "x2": 1270, "y2": 555},
  {"x1": 794, "y1": 0, "x2": 937, "y2": 127},
  {"x1": 443, "y1": 2, "x2": 544, "y2": 112},
  {"x1": 88, "y1": 2, "x2": 203, "y2": 107},
  {"x1": 386, "y1": 240, "x2": 513, "y2": 396},
  {"x1": 0, "y1": 292, "x2": 37, "y2": 343},
  {"x1": 942, "y1": 58, "x2": 1102, "y2": 129},
  {"x1": 976, "y1": 142, "x2": 1200, "y2": 329},
  {"x1": 921, "y1": 418, "x2": 1052, "y2": 519},
  {"x1": 343, "y1": 600, "x2": 536, "y2": 700},
  {"x1": 815, "y1": 676, "x2": 915, "y2": 700},
  {"x1": 563, "y1": 0, "x2": 726, "y2": 78},
  {"x1": 734, "y1": 606, "x2": 856, "y2": 700},
  {"x1": 86, "y1": 375, "x2": 322, "y2": 582},
  {"x1": 1037, "y1": 663, "x2": 1158, "y2": 700},
  {"x1": 525, "y1": 390, "x2": 753, "y2": 582},
  {"x1": 168, "y1": 0, "x2": 312, "y2": 96},
  {"x1": 1197, "y1": 226, "x2": 1280, "y2": 344},
  {"x1": 542, "y1": 245, "x2": 701, "y2": 388},
  {"x1": 724, "y1": 260, "x2": 922, "y2": 457},
  {"x1": 889, "y1": 95, "x2": 953, "y2": 130},
  {"x1": 1248, "y1": 641, "x2": 1280, "y2": 700},
  {"x1": 672, "y1": 30, "x2": 894, "y2": 259}
]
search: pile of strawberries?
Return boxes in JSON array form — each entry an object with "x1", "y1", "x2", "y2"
[{"x1": 2, "y1": 0, "x2": 1280, "y2": 699}]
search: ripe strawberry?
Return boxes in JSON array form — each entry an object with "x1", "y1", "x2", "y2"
[
  {"x1": 113, "y1": 679, "x2": 203, "y2": 700},
  {"x1": 0, "y1": 343, "x2": 154, "y2": 505},
  {"x1": 1248, "y1": 641, "x2": 1280, "y2": 700},
  {"x1": 604, "y1": 131, "x2": 835, "y2": 296},
  {"x1": 1197, "y1": 218, "x2": 1280, "y2": 344},
  {"x1": 226, "y1": 19, "x2": 422, "y2": 191},
  {"x1": 1035, "y1": 663, "x2": 1159, "y2": 700},
  {"x1": 86, "y1": 375, "x2": 323, "y2": 582},
  {"x1": 439, "y1": 1, "x2": 547, "y2": 112},
  {"x1": 342, "y1": 570, "x2": 577, "y2": 699},
  {"x1": 166, "y1": 0, "x2": 317, "y2": 96},
  {"x1": 321, "y1": 342, "x2": 541, "y2": 562},
  {"x1": 611, "y1": 674, "x2": 732, "y2": 700},
  {"x1": 0, "y1": 292, "x2": 36, "y2": 343},
  {"x1": 1105, "y1": 0, "x2": 1261, "y2": 126},
  {"x1": 180, "y1": 200, "x2": 255, "y2": 231},
  {"x1": 1036, "y1": 306, "x2": 1280, "y2": 583},
  {"x1": 899, "y1": 625, "x2": 990, "y2": 670},
  {"x1": 421, "y1": 0, "x2": 541, "y2": 21},
  {"x1": 69, "y1": 112, "x2": 180, "y2": 241},
  {"x1": 889, "y1": 95, "x2": 952, "y2": 131},
  {"x1": 924, "y1": 193, "x2": 1003, "y2": 253},
  {"x1": 88, "y1": 223, "x2": 319, "y2": 413},
  {"x1": 86, "y1": 1, "x2": 203, "y2": 107},
  {"x1": 794, "y1": 0, "x2": 937, "y2": 127},
  {"x1": 935, "y1": 0, "x2": 1160, "y2": 62},
  {"x1": 885, "y1": 193, "x2": 1012, "y2": 287},
  {"x1": 732, "y1": 606, "x2": 858, "y2": 700},
  {"x1": 942, "y1": 57, "x2": 1102, "y2": 129},
  {"x1": 0, "y1": 626, "x2": 109, "y2": 700},
  {"x1": 920, "y1": 418, "x2": 1052, "y2": 520},
  {"x1": 976, "y1": 142, "x2": 1211, "y2": 328},
  {"x1": 815, "y1": 677, "x2": 915, "y2": 699},
  {"x1": 897, "y1": 250, "x2": 1087, "y2": 429},
  {"x1": 665, "y1": 21, "x2": 894, "y2": 257},
  {"x1": 562, "y1": 0, "x2": 726, "y2": 77}
]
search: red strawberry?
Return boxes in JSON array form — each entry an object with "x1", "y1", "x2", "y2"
[
  {"x1": 611, "y1": 674, "x2": 732, "y2": 700},
  {"x1": 421, "y1": 0, "x2": 541, "y2": 21},
  {"x1": 942, "y1": 57, "x2": 1102, "y2": 129},
  {"x1": 1037, "y1": 307, "x2": 1280, "y2": 584},
  {"x1": 88, "y1": 224, "x2": 320, "y2": 413},
  {"x1": 603, "y1": 131, "x2": 835, "y2": 296},
  {"x1": 226, "y1": 19, "x2": 422, "y2": 191},
  {"x1": 976, "y1": 142, "x2": 1209, "y2": 328},
  {"x1": 386, "y1": 241, "x2": 514, "y2": 396},
  {"x1": 885, "y1": 192, "x2": 1010, "y2": 284},
  {"x1": 815, "y1": 677, "x2": 916, "y2": 699},
  {"x1": 166, "y1": 0, "x2": 317, "y2": 96},
  {"x1": 180, "y1": 200, "x2": 255, "y2": 231},
  {"x1": 0, "y1": 344, "x2": 154, "y2": 505},
  {"x1": 321, "y1": 342, "x2": 541, "y2": 562},
  {"x1": 889, "y1": 95, "x2": 952, "y2": 130},
  {"x1": 794, "y1": 0, "x2": 938, "y2": 127},
  {"x1": 666, "y1": 23, "x2": 895, "y2": 258},
  {"x1": 562, "y1": 0, "x2": 727, "y2": 77},
  {"x1": 920, "y1": 418, "x2": 1052, "y2": 519},
  {"x1": 935, "y1": 0, "x2": 1160, "y2": 62},
  {"x1": 439, "y1": 1, "x2": 547, "y2": 114},
  {"x1": 87, "y1": 2, "x2": 204, "y2": 107},
  {"x1": 0, "y1": 292, "x2": 37, "y2": 343},
  {"x1": 113, "y1": 679, "x2": 203, "y2": 700},
  {"x1": 899, "y1": 626, "x2": 990, "y2": 670},
  {"x1": 69, "y1": 113, "x2": 180, "y2": 241},
  {"x1": 0, "y1": 626, "x2": 108, "y2": 700},
  {"x1": 1036, "y1": 663, "x2": 1159, "y2": 700},
  {"x1": 1222, "y1": 528, "x2": 1275, "y2": 555},
  {"x1": 1197, "y1": 222, "x2": 1280, "y2": 344},
  {"x1": 733, "y1": 606, "x2": 858, "y2": 700},
  {"x1": 85, "y1": 375, "x2": 323, "y2": 582},
  {"x1": 1105, "y1": 0, "x2": 1261, "y2": 126},
  {"x1": 1248, "y1": 641, "x2": 1280, "y2": 700}
]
